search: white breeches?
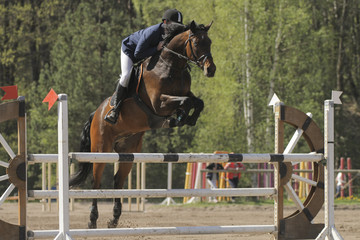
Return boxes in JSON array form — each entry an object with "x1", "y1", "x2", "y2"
[{"x1": 119, "y1": 49, "x2": 133, "y2": 88}]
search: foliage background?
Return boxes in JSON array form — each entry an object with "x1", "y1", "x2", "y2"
[{"x1": 1, "y1": 0, "x2": 359, "y2": 195}]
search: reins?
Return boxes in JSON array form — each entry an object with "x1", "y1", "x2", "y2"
[{"x1": 163, "y1": 31, "x2": 212, "y2": 68}]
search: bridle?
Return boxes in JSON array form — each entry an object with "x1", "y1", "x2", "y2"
[{"x1": 163, "y1": 31, "x2": 212, "y2": 68}]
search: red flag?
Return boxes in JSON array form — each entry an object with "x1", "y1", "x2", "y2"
[
  {"x1": 43, "y1": 88, "x2": 58, "y2": 110},
  {"x1": 0, "y1": 85, "x2": 18, "y2": 100}
]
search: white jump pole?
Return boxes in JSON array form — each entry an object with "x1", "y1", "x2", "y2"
[
  {"x1": 161, "y1": 162, "x2": 177, "y2": 205},
  {"x1": 54, "y1": 94, "x2": 73, "y2": 240},
  {"x1": 29, "y1": 188, "x2": 277, "y2": 199},
  {"x1": 30, "y1": 225, "x2": 277, "y2": 239},
  {"x1": 316, "y1": 91, "x2": 344, "y2": 240}
]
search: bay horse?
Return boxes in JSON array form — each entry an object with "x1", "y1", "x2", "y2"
[{"x1": 69, "y1": 21, "x2": 216, "y2": 229}]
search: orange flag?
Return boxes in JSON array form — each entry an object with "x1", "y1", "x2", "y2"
[
  {"x1": 43, "y1": 88, "x2": 58, "y2": 110},
  {"x1": 0, "y1": 85, "x2": 18, "y2": 100}
]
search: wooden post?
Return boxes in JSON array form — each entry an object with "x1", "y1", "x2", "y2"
[
  {"x1": 17, "y1": 96, "x2": 27, "y2": 235},
  {"x1": 347, "y1": 158, "x2": 352, "y2": 197},
  {"x1": 136, "y1": 163, "x2": 140, "y2": 211},
  {"x1": 274, "y1": 102, "x2": 284, "y2": 240}
]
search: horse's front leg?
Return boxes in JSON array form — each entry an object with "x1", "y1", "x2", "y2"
[
  {"x1": 184, "y1": 93, "x2": 204, "y2": 126},
  {"x1": 160, "y1": 94, "x2": 192, "y2": 127}
]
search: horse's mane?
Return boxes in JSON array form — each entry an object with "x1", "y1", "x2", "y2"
[
  {"x1": 162, "y1": 23, "x2": 188, "y2": 45},
  {"x1": 162, "y1": 21, "x2": 207, "y2": 46}
]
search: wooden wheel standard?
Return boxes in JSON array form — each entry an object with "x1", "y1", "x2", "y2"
[
  {"x1": 274, "y1": 103, "x2": 325, "y2": 240},
  {"x1": 0, "y1": 98, "x2": 26, "y2": 240}
]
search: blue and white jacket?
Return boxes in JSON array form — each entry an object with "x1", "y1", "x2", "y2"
[{"x1": 122, "y1": 23, "x2": 164, "y2": 62}]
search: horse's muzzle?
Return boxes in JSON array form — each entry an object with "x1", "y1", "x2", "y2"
[{"x1": 203, "y1": 59, "x2": 216, "y2": 77}]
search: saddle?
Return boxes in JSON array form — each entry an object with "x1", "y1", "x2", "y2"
[{"x1": 109, "y1": 63, "x2": 143, "y2": 107}]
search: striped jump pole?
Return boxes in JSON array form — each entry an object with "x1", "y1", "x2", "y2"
[
  {"x1": 28, "y1": 152, "x2": 324, "y2": 164},
  {"x1": 68, "y1": 152, "x2": 324, "y2": 164}
]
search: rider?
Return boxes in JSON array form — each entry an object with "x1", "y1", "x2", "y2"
[{"x1": 104, "y1": 9, "x2": 184, "y2": 124}]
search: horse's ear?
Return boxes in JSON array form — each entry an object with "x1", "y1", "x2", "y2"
[
  {"x1": 205, "y1": 21, "x2": 213, "y2": 31},
  {"x1": 190, "y1": 20, "x2": 197, "y2": 32}
]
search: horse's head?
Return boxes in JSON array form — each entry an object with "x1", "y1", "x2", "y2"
[
  {"x1": 186, "y1": 21, "x2": 216, "y2": 77},
  {"x1": 162, "y1": 21, "x2": 216, "y2": 77}
]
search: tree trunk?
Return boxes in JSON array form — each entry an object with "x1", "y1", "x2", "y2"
[
  {"x1": 336, "y1": 0, "x2": 346, "y2": 91},
  {"x1": 266, "y1": 1, "x2": 283, "y2": 147},
  {"x1": 243, "y1": 0, "x2": 253, "y2": 152}
]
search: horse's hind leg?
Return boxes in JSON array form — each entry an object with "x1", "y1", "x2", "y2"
[
  {"x1": 89, "y1": 163, "x2": 106, "y2": 229},
  {"x1": 107, "y1": 132, "x2": 144, "y2": 228},
  {"x1": 107, "y1": 162, "x2": 133, "y2": 228}
]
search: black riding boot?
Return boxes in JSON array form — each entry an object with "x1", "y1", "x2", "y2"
[{"x1": 104, "y1": 83, "x2": 127, "y2": 124}]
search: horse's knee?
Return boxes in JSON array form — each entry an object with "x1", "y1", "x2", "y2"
[
  {"x1": 184, "y1": 98, "x2": 204, "y2": 126},
  {"x1": 194, "y1": 98, "x2": 204, "y2": 111}
]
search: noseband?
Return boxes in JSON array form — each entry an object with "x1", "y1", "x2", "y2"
[{"x1": 163, "y1": 31, "x2": 212, "y2": 68}]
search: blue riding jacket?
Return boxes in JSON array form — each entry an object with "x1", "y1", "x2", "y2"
[{"x1": 122, "y1": 23, "x2": 164, "y2": 62}]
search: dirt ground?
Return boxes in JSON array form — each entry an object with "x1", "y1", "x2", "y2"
[{"x1": 1, "y1": 200, "x2": 359, "y2": 240}]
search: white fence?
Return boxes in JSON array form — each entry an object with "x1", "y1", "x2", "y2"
[{"x1": 26, "y1": 92, "x2": 344, "y2": 240}]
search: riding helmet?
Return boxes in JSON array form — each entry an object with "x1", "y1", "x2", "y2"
[{"x1": 162, "y1": 9, "x2": 183, "y2": 24}]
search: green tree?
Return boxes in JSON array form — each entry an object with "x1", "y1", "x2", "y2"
[{"x1": 1, "y1": 0, "x2": 360, "y2": 194}]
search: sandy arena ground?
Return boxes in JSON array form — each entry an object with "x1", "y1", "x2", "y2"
[{"x1": 1, "y1": 200, "x2": 359, "y2": 240}]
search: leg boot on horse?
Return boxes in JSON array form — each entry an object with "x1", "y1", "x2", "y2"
[{"x1": 104, "y1": 82, "x2": 127, "y2": 124}]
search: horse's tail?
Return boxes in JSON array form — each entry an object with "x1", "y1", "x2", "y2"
[{"x1": 69, "y1": 112, "x2": 95, "y2": 187}]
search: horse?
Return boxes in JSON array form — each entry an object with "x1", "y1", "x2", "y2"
[{"x1": 69, "y1": 20, "x2": 216, "y2": 229}]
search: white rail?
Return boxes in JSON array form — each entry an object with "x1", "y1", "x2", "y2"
[
  {"x1": 28, "y1": 188, "x2": 276, "y2": 199},
  {"x1": 28, "y1": 225, "x2": 276, "y2": 239}
]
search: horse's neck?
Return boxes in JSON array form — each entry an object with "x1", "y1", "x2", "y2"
[
  {"x1": 139, "y1": 36, "x2": 192, "y2": 115},
  {"x1": 159, "y1": 33, "x2": 189, "y2": 71}
]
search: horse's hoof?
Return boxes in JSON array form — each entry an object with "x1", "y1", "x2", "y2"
[
  {"x1": 88, "y1": 222, "x2": 97, "y2": 229},
  {"x1": 107, "y1": 219, "x2": 118, "y2": 228}
]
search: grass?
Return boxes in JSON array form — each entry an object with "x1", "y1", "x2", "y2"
[{"x1": 334, "y1": 195, "x2": 360, "y2": 204}]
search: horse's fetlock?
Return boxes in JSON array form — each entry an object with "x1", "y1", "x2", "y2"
[
  {"x1": 113, "y1": 202, "x2": 122, "y2": 218},
  {"x1": 90, "y1": 206, "x2": 99, "y2": 221}
]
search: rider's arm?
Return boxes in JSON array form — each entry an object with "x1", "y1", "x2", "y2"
[{"x1": 134, "y1": 24, "x2": 162, "y2": 60}]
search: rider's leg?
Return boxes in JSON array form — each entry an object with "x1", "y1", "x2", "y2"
[{"x1": 104, "y1": 50, "x2": 133, "y2": 124}]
